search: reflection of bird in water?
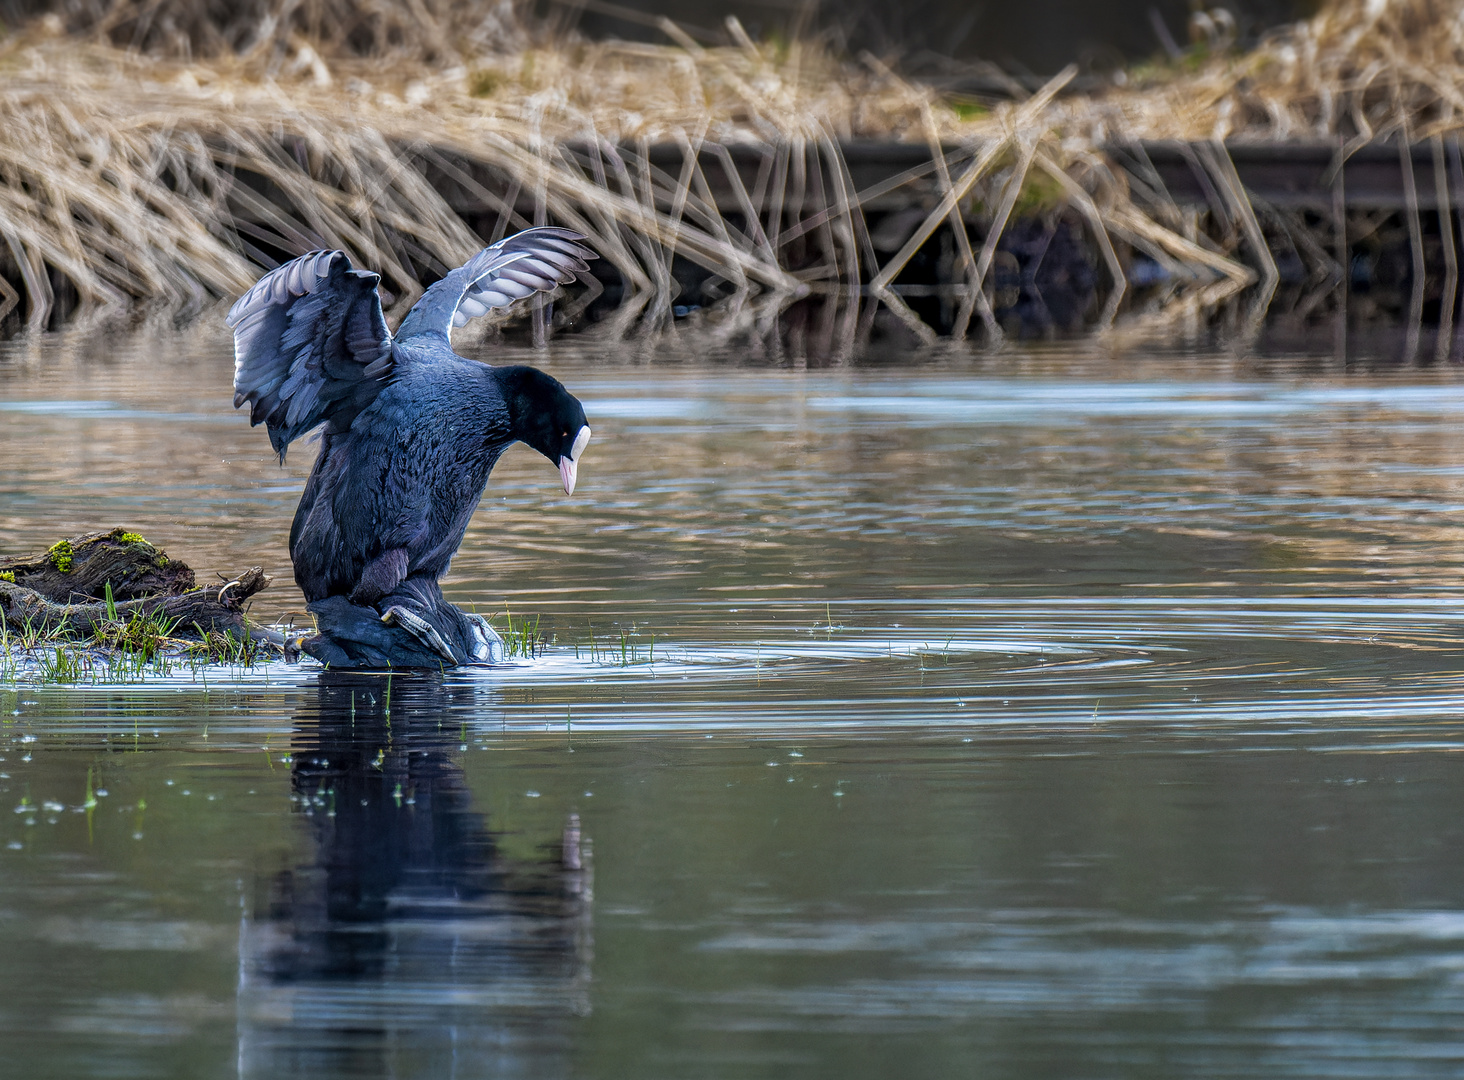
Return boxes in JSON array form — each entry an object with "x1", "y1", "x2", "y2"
[
  {"x1": 229, "y1": 229, "x2": 596, "y2": 668},
  {"x1": 238, "y1": 672, "x2": 591, "y2": 1078}
]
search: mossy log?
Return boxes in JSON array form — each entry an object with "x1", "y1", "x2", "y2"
[
  {"x1": 0, "y1": 527, "x2": 193, "y2": 602},
  {"x1": 0, "y1": 530, "x2": 273, "y2": 643}
]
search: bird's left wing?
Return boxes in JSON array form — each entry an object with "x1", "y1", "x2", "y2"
[
  {"x1": 394, "y1": 227, "x2": 596, "y2": 342},
  {"x1": 228, "y1": 250, "x2": 394, "y2": 461}
]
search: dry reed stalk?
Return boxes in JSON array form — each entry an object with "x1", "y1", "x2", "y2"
[
  {"x1": 1399, "y1": 135, "x2": 1426, "y2": 360},
  {"x1": 919, "y1": 105, "x2": 992, "y2": 342},
  {"x1": 1433, "y1": 135, "x2": 1458, "y2": 355},
  {"x1": 868, "y1": 66, "x2": 1080, "y2": 293},
  {"x1": 1031, "y1": 151, "x2": 1130, "y2": 327},
  {"x1": 974, "y1": 139, "x2": 1039, "y2": 304}
]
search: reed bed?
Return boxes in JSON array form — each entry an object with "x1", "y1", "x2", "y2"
[
  {"x1": 1, "y1": 0, "x2": 1460, "y2": 343},
  {"x1": 1074, "y1": 0, "x2": 1464, "y2": 145}
]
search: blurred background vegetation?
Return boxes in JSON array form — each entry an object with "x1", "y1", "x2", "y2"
[
  {"x1": 0, "y1": 0, "x2": 1448, "y2": 346},
  {"x1": 0, "y1": 0, "x2": 1316, "y2": 72}
]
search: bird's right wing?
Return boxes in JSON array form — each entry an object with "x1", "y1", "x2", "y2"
[
  {"x1": 394, "y1": 227, "x2": 595, "y2": 342},
  {"x1": 228, "y1": 250, "x2": 394, "y2": 462}
]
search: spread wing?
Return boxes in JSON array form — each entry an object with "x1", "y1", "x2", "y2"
[
  {"x1": 228, "y1": 250, "x2": 394, "y2": 462},
  {"x1": 394, "y1": 227, "x2": 596, "y2": 342}
]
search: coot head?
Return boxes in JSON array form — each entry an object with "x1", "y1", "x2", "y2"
[{"x1": 498, "y1": 365, "x2": 591, "y2": 495}]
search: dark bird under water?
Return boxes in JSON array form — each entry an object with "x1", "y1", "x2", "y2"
[{"x1": 229, "y1": 227, "x2": 596, "y2": 669}]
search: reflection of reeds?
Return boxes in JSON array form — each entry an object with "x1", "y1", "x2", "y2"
[{"x1": 0, "y1": 1, "x2": 1457, "y2": 340}]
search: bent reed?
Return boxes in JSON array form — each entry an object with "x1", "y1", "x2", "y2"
[{"x1": 0, "y1": 0, "x2": 1459, "y2": 343}]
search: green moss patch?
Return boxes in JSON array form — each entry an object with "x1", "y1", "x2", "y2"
[
  {"x1": 468, "y1": 69, "x2": 498, "y2": 97},
  {"x1": 48, "y1": 539, "x2": 73, "y2": 573}
]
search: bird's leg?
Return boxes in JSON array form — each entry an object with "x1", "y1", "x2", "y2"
[
  {"x1": 349, "y1": 548, "x2": 408, "y2": 606},
  {"x1": 380, "y1": 604, "x2": 459, "y2": 664}
]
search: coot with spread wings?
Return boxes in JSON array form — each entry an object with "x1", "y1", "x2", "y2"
[{"x1": 229, "y1": 228, "x2": 595, "y2": 668}]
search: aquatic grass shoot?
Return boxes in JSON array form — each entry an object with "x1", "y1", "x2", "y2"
[
  {"x1": 488, "y1": 609, "x2": 664, "y2": 666},
  {"x1": 93, "y1": 608, "x2": 186, "y2": 660},
  {"x1": 0, "y1": 615, "x2": 13, "y2": 686},
  {"x1": 187, "y1": 626, "x2": 269, "y2": 667},
  {"x1": 0, "y1": 606, "x2": 270, "y2": 686},
  {"x1": 576, "y1": 622, "x2": 657, "y2": 666},
  {"x1": 495, "y1": 606, "x2": 546, "y2": 659}
]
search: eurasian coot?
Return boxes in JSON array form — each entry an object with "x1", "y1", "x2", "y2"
[{"x1": 229, "y1": 228, "x2": 596, "y2": 668}]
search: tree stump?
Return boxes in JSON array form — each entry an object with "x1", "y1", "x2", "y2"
[
  {"x1": 0, "y1": 527, "x2": 193, "y2": 602},
  {"x1": 0, "y1": 529, "x2": 276, "y2": 647}
]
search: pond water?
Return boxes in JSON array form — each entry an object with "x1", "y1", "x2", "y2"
[{"x1": 4, "y1": 324, "x2": 1464, "y2": 1077}]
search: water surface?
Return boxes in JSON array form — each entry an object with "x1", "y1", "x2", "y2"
[{"x1": 3, "y1": 326, "x2": 1464, "y2": 1077}]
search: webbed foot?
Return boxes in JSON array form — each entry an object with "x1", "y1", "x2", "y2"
[
  {"x1": 381, "y1": 604, "x2": 459, "y2": 664},
  {"x1": 463, "y1": 613, "x2": 505, "y2": 664}
]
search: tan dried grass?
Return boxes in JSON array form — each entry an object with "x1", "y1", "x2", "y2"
[{"x1": 1051, "y1": 0, "x2": 1464, "y2": 145}]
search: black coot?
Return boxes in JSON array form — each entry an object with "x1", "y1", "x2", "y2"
[{"x1": 229, "y1": 228, "x2": 596, "y2": 668}]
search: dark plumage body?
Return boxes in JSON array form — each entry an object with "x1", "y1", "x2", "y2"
[
  {"x1": 292, "y1": 351, "x2": 561, "y2": 604},
  {"x1": 229, "y1": 229, "x2": 595, "y2": 668}
]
